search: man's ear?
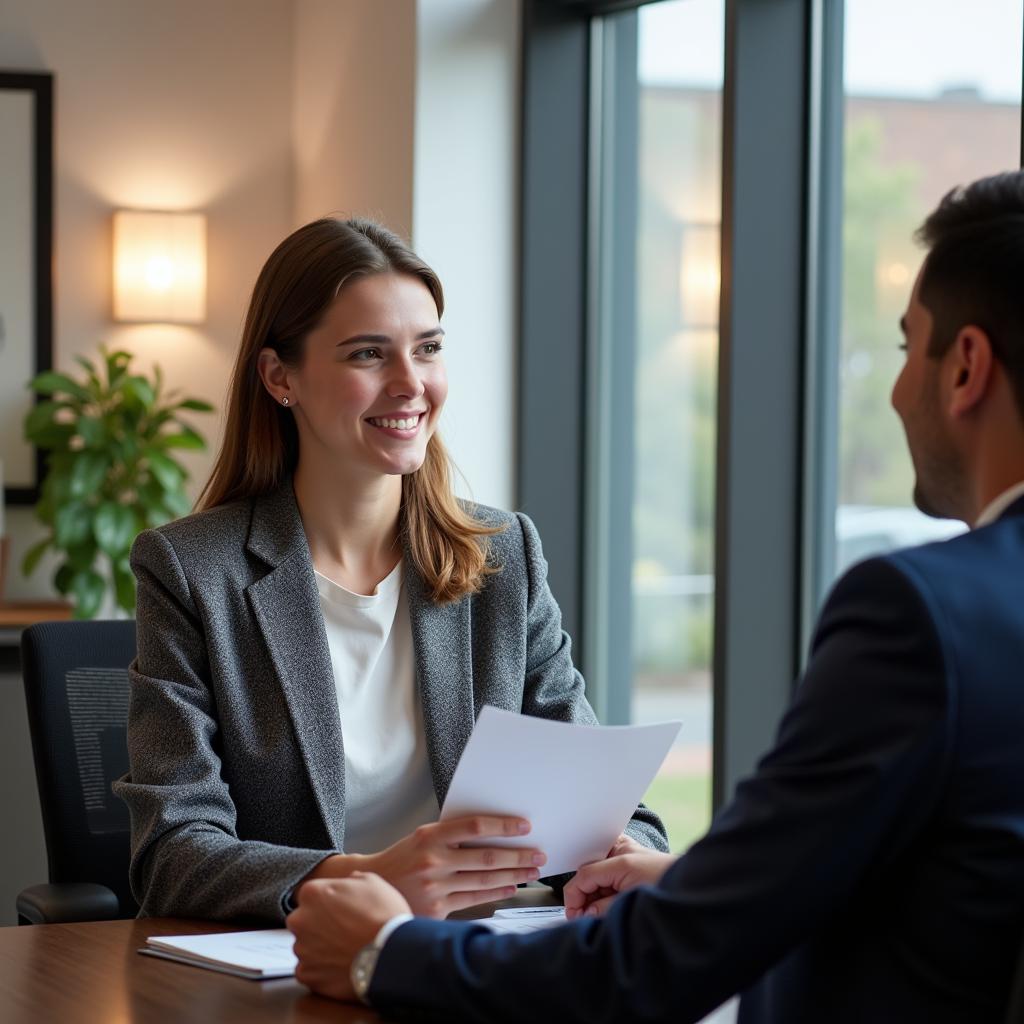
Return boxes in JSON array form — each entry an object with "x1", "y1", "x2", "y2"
[
  {"x1": 257, "y1": 348, "x2": 292, "y2": 404},
  {"x1": 947, "y1": 326, "x2": 994, "y2": 418}
]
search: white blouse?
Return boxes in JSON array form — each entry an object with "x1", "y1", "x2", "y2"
[{"x1": 315, "y1": 560, "x2": 438, "y2": 855}]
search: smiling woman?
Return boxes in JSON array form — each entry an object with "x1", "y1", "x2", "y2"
[{"x1": 112, "y1": 218, "x2": 669, "y2": 926}]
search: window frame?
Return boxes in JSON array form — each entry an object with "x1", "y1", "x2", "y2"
[{"x1": 519, "y1": 0, "x2": 1024, "y2": 809}]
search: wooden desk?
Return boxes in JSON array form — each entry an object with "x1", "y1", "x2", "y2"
[
  {"x1": 0, "y1": 890, "x2": 557, "y2": 1023},
  {"x1": 0, "y1": 918, "x2": 367, "y2": 1024}
]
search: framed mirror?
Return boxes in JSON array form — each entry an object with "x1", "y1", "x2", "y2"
[{"x1": 0, "y1": 71, "x2": 53, "y2": 506}]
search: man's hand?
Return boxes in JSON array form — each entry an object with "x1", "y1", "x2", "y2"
[
  {"x1": 287, "y1": 872, "x2": 411, "y2": 1001},
  {"x1": 563, "y1": 850, "x2": 676, "y2": 920},
  {"x1": 606, "y1": 832, "x2": 648, "y2": 858}
]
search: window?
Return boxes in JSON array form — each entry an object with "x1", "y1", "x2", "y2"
[
  {"x1": 632, "y1": 0, "x2": 724, "y2": 851},
  {"x1": 832, "y1": 0, "x2": 1024, "y2": 579},
  {"x1": 587, "y1": 0, "x2": 725, "y2": 853}
]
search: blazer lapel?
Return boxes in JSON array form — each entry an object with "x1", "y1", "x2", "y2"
[
  {"x1": 405, "y1": 562, "x2": 475, "y2": 807},
  {"x1": 245, "y1": 486, "x2": 346, "y2": 850}
]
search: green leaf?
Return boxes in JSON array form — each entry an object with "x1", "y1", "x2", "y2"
[
  {"x1": 104, "y1": 349, "x2": 132, "y2": 388},
  {"x1": 69, "y1": 451, "x2": 110, "y2": 498},
  {"x1": 146, "y1": 450, "x2": 186, "y2": 491},
  {"x1": 21, "y1": 538, "x2": 51, "y2": 577},
  {"x1": 24, "y1": 401, "x2": 67, "y2": 441},
  {"x1": 118, "y1": 433, "x2": 140, "y2": 463},
  {"x1": 113, "y1": 557, "x2": 136, "y2": 612},
  {"x1": 70, "y1": 569, "x2": 105, "y2": 620},
  {"x1": 122, "y1": 376, "x2": 156, "y2": 408},
  {"x1": 30, "y1": 371, "x2": 91, "y2": 401},
  {"x1": 77, "y1": 415, "x2": 106, "y2": 447},
  {"x1": 175, "y1": 398, "x2": 214, "y2": 413},
  {"x1": 65, "y1": 538, "x2": 99, "y2": 572},
  {"x1": 93, "y1": 502, "x2": 137, "y2": 557},
  {"x1": 26, "y1": 421, "x2": 76, "y2": 451},
  {"x1": 54, "y1": 502, "x2": 92, "y2": 549},
  {"x1": 54, "y1": 563, "x2": 75, "y2": 595},
  {"x1": 159, "y1": 427, "x2": 206, "y2": 450}
]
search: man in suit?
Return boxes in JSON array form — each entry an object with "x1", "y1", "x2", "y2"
[{"x1": 286, "y1": 170, "x2": 1024, "y2": 1022}]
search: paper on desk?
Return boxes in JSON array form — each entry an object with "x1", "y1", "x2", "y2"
[
  {"x1": 140, "y1": 929, "x2": 296, "y2": 979},
  {"x1": 440, "y1": 706, "x2": 681, "y2": 877},
  {"x1": 479, "y1": 907, "x2": 567, "y2": 935}
]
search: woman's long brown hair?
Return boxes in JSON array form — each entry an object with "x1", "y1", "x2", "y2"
[{"x1": 197, "y1": 218, "x2": 501, "y2": 603}]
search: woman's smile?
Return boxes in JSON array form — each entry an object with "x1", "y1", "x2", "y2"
[{"x1": 367, "y1": 412, "x2": 426, "y2": 436}]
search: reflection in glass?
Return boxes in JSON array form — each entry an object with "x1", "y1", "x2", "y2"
[
  {"x1": 632, "y1": 0, "x2": 724, "y2": 854},
  {"x1": 835, "y1": 0, "x2": 1023, "y2": 572}
]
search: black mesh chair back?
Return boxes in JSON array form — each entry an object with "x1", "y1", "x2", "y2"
[
  {"x1": 1007, "y1": 934, "x2": 1024, "y2": 1024},
  {"x1": 21, "y1": 620, "x2": 138, "y2": 918}
]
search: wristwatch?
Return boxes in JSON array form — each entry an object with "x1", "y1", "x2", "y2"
[{"x1": 351, "y1": 943, "x2": 380, "y2": 1005}]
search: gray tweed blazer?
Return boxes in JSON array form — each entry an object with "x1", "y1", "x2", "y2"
[{"x1": 113, "y1": 485, "x2": 668, "y2": 924}]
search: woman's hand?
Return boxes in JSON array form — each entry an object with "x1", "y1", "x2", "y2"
[
  {"x1": 297, "y1": 815, "x2": 547, "y2": 918},
  {"x1": 563, "y1": 848, "x2": 676, "y2": 920},
  {"x1": 364, "y1": 815, "x2": 546, "y2": 917}
]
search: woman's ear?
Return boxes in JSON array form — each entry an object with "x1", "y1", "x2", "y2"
[
  {"x1": 257, "y1": 348, "x2": 294, "y2": 407},
  {"x1": 947, "y1": 326, "x2": 994, "y2": 419}
]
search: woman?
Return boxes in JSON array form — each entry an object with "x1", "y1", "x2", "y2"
[{"x1": 114, "y1": 219, "x2": 667, "y2": 924}]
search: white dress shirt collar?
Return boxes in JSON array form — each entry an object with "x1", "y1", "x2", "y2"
[{"x1": 974, "y1": 479, "x2": 1024, "y2": 529}]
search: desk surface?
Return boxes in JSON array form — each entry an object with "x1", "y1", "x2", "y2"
[{"x1": 0, "y1": 889, "x2": 556, "y2": 1023}]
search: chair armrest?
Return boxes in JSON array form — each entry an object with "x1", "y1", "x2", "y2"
[{"x1": 17, "y1": 883, "x2": 121, "y2": 925}]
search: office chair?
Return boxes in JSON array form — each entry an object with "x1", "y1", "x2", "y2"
[
  {"x1": 1007, "y1": 933, "x2": 1024, "y2": 1024},
  {"x1": 17, "y1": 619, "x2": 139, "y2": 924}
]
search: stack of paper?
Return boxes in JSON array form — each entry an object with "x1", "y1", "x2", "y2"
[
  {"x1": 140, "y1": 929, "x2": 297, "y2": 979},
  {"x1": 479, "y1": 906, "x2": 568, "y2": 935}
]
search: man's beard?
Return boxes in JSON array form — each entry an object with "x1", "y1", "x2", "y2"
[{"x1": 911, "y1": 438, "x2": 967, "y2": 521}]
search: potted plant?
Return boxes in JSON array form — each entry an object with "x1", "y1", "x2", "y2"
[{"x1": 22, "y1": 346, "x2": 213, "y2": 618}]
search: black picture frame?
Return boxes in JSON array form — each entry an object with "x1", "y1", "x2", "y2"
[{"x1": 0, "y1": 70, "x2": 53, "y2": 507}]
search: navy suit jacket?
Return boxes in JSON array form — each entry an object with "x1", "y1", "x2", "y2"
[{"x1": 368, "y1": 499, "x2": 1024, "y2": 1023}]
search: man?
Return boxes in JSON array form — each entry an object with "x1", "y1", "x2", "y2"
[{"x1": 286, "y1": 170, "x2": 1024, "y2": 1022}]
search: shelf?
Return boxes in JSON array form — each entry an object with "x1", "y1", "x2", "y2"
[{"x1": 0, "y1": 602, "x2": 73, "y2": 648}]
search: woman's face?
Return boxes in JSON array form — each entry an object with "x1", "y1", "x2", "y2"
[{"x1": 282, "y1": 272, "x2": 447, "y2": 480}]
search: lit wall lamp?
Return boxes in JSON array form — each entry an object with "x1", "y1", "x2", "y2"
[{"x1": 112, "y1": 210, "x2": 206, "y2": 323}]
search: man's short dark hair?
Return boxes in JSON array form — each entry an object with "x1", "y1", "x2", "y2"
[{"x1": 916, "y1": 170, "x2": 1024, "y2": 416}]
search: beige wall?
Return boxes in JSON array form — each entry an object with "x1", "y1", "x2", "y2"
[
  {"x1": 0, "y1": 0, "x2": 520, "y2": 600},
  {"x1": 0, "y1": 0, "x2": 295, "y2": 599},
  {"x1": 292, "y1": 0, "x2": 416, "y2": 233}
]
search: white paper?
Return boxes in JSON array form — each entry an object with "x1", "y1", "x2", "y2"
[
  {"x1": 142, "y1": 929, "x2": 297, "y2": 979},
  {"x1": 440, "y1": 706, "x2": 681, "y2": 877},
  {"x1": 479, "y1": 907, "x2": 567, "y2": 935}
]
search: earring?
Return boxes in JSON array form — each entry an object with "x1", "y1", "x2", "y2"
[{"x1": 280, "y1": 396, "x2": 290, "y2": 406}]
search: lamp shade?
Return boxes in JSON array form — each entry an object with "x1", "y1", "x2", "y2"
[{"x1": 113, "y1": 210, "x2": 206, "y2": 323}]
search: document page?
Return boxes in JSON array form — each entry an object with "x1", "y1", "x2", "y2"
[
  {"x1": 479, "y1": 906, "x2": 568, "y2": 935},
  {"x1": 440, "y1": 706, "x2": 681, "y2": 876},
  {"x1": 140, "y1": 929, "x2": 297, "y2": 979}
]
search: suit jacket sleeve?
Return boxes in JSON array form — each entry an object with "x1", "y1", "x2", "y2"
[
  {"x1": 112, "y1": 528, "x2": 334, "y2": 923},
  {"x1": 514, "y1": 512, "x2": 669, "y2": 856},
  {"x1": 368, "y1": 555, "x2": 954, "y2": 1023}
]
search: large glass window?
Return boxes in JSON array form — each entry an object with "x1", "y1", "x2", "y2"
[
  {"x1": 834, "y1": 0, "x2": 1023, "y2": 578},
  {"x1": 631, "y1": 0, "x2": 725, "y2": 853}
]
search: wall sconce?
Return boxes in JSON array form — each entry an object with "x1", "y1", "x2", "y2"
[{"x1": 112, "y1": 210, "x2": 206, "y2": 323}]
